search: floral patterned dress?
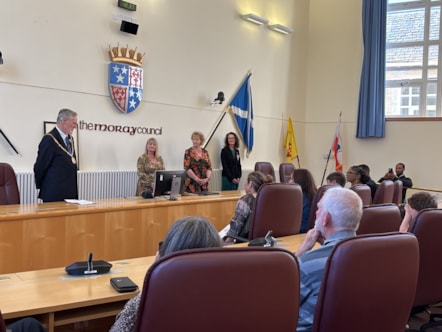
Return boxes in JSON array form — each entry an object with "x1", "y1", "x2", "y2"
[{"x1": 183, "y1": 147, "x2": 212, "y2": 192}]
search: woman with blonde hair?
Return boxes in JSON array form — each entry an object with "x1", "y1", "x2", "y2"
[
  {"x1": 183, "y1": 131, "x2": 212, "y2": 193},
  {"x1": 136, "y1": 137, "x2": 165, "y2": 196}
]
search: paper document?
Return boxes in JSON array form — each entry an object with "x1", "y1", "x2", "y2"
[
  {"x1": 64, "y1": 199, "x2": 95, "y2": 205},
  {"x1": 218, "y1": 224, "x2": 230, "y2": 238}
]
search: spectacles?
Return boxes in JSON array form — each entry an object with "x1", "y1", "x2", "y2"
[{"x1": 346, "y1": 171, "x2": 358, "y2": 175}]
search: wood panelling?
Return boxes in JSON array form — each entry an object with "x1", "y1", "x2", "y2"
[{"x1": 0, "y1": 192, "x2": 240, "y2": 273}]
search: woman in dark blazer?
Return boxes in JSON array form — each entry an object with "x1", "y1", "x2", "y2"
[{"x1": 220, "y1": 132, "x2": 242, "y2": 190}]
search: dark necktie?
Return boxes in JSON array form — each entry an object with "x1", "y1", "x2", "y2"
[{"x1": 65, "y1": 136, "x2": 72, "y2": 153}]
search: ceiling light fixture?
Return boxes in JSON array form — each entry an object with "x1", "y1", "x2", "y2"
[
  {"x1": 240, "y1": 13, "x2": 269, "y2": 25},
  {"x1": 268, "y1": 24, "x2": 294, "y2": 35}
]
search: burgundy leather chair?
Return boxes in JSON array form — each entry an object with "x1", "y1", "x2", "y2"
[
  {"x1": 392, "y1": 180, "x2": 403, "y2": 205},
  {"x1": 372, "y1": 180, "x2": 394, "y2": 204},
  {"x1": 409, "y1": 209, "x2": 442, "y2": 331},
  {"x1": 356, "y1": 203, "x2": 402, "y2": 235},
  {"x1": 248, "y1": 183, "x2": 302, "y2": 239},
  {"x1": 254, "y1": 161, "x2": 276, "y2": 182},
  {"x1": 350, "y1": 184, "x2": 372, "y2": 206},
  {"x1": 279, "y1": 162, "x2": 295, "y2": 183},
  {"x1": 0, "y1": 162, "x2": 20, "y2": 205},
  {"x1": 305, "y1": 184, "x2": 339, "y2": 231},
  {"x1": 312, "y1": 232, "x2": 419, "y2": 332},
  {"x1": 135, "y1": 247, "x2": 300, "y2": 332}
]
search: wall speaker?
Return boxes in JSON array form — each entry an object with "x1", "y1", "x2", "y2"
[{"x1": 120, "y1": 20, "x2": 139, "y2": 35}]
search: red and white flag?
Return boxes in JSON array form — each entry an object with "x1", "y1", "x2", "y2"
[{"x1": 331, "y1": 116, "x2": 343, "y2": 172}]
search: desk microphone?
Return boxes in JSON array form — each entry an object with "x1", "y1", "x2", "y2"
[
  {"x1": 65, "y1": 252, "x2": 112, "y2": 276},
  {"x1": 84, "y1": 252, "x2": 98, "y2": 275}
]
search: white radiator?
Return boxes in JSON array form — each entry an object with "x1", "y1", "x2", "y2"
[
  {"x1": 16, "y1": 169, "x2": 224, "y2": 204},
  {"x1": 209, "y1": 169, "x2": 222, "y2": 191},
  {"x1": 16, "y1": 172, "x2": 39, "y2": 204},
  {"x1": 77, "y1": 170, "x2": 138, "y2": 200}
]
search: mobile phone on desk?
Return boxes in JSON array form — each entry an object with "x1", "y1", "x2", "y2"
[{"x1": 110, "y1": 276, "x2": 138, "y2": 293}]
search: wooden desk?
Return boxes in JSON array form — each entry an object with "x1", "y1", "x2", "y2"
[
  {"x1": 0, "y1": 234, "x2": 306, "y2": 332},
  {"x1": 0, "y1": 192, "x2": 241, "y2": 274}
]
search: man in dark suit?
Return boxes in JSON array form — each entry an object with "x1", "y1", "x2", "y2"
[
  {"x1": 34, "y1": 108, "x2": 78, "y2": 202},
  {"x1": 378, "y1": 162, "x2": 413, "y2": 203}
]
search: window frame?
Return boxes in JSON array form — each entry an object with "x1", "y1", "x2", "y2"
[{"x1": 386, "y1": 0, "x2": 442, "y2": 120}]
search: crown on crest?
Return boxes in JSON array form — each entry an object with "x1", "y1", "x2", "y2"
[{"x1": 109, "y1": 44, "x2": 145, "y2": 67}]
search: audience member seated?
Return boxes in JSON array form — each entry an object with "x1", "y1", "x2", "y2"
[
  {"x1": 109, "y1": 216, "x2": 223, "y2": 332},
  {"x1": 399, "y1": 192, "x2": 437, "y2": 233},
  {"x1": 378, "y1": 162, "x2": 413, "y2": 203},
  {"x1": 224, "y1": 171, "x2": 273, "y2": 244},
  {"x1": 325, "y1": 171, "x2": 346, "y2": 187},
  {"x1": 345, "y1": 165, "x2": 370, "y2": 187},
  {"x1": 289, "y1": 168, "x2": 317, "y2": 233},
  {"x1": 358, "y1": 164, "x2": 377, "y2": 199},
  {"x1": 295, "y1": 187, "x2": 363, "y2": 332}
]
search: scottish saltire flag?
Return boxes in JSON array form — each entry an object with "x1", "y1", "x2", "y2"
[
  {"x1": 230, "y1": 73, "x2": 254, "y2": 154},
  {"x1": 109, "y1": 62, "x2": 143, "y2": 113}
]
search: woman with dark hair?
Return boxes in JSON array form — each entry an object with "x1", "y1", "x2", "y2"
[
  {"x1": 220, "y1": 132, "x2": 242, "y2": 190},
  {"x1": 346, "y1": 165, "x2": 370, "y2": 186},
  {"x1": 290, "y1": 168, "x2": 317, "y2": 233},
  {"x1": 224, "y1": 171, "x2": 273, "y2": 243},
  {"x1": 358, "y1": 164, "x2": 377, "y2": 199},
  {"x1": 110, "y1": 216, "x2": 223, "y2": 332}
]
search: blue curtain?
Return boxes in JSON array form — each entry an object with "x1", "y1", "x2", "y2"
[{"x1": 356, "y1": 0, "x2": 387, "y2": 138}]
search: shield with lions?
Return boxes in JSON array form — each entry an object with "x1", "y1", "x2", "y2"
[{"x1": 108, "y1": 45, "x2": 145, "y2": 114}]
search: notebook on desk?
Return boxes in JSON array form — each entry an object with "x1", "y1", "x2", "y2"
[
  {"x1": 182, "y1": 192, "x2": 197, "y2": 196},
  {"x1": 199, "y1": 191, "x2": 220, "y2": 196}
]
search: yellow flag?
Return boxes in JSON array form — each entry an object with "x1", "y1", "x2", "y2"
[{"x1": 284, "y1": 117, "x2": 298, "y2": 162}]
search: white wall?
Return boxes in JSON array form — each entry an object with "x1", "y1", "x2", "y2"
[
  {"x1": 0, "y1": 0, "x2": 296, "y2": 174},
  {"x1": 1, "y1": 0, "x2": 440, "y2": 193},
  {"x1": 301, "y1": 0, "x2": 438, "y2": 194}
]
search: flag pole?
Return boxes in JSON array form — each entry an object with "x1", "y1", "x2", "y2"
[
  {"x1": 320, "y1": 112, "x2": 343, "y2": 185},
  {"x1": 296, "y1": 155, "x2": 301, "y2": 168},
  {"x1": 0, "y1": 128, "x2": 19, "y2": 155},
  {"x1": 320, "y1": 150, "x2": 332, "y2": 186},
  {"x1": 203, "y1": 70, "x2": 252, "y2": 149}
]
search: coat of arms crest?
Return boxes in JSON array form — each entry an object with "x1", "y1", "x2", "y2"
[{"x1": 108, "y1": 45, "x2": 145, "y2": 113}]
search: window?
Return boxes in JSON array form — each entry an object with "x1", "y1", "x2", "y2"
[{"x1": 386, "y1": 0, "x2": 442, "y2": 118}]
